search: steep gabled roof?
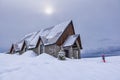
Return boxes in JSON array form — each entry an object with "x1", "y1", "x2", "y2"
[
  {"x1": 63, "y1": 34, "x2": 82, "y2": 48},
  {"x1": 18, "y1": 32, "x2": 38, "y2": 44},
  {"x1": 13, "y1": 20, "x2": 72, "y2": 51},
  {"x1": 14, "y1": 42, "x2": 24, "y2": 51},
  {"x1": 62, "y1": 34, "x2": 82, "y2": 49},
  {"x1": 14, "y1": 32, "x2": 38, "y2": 51},
  {"x1": 43, "y1": 20, "x2": 71, "y2": 45},
  {"x1": 29, "y1": 36, "x2": 43, "y2": 49},
  {"x1": 14, "y1": 40, "x2": 27, "y2": 51},
  {"x1": 28, "y1": 27, "x2": 54, "y2": 47}
]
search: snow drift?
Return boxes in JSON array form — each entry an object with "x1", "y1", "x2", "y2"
[
  {"x1": 0, "y1": 52, "x2": 120, "y2": 80},
  {"x1": 21, "y1": 50, "x2": 37, "y2": 57}
]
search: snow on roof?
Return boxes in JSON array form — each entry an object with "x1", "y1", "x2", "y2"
[
  {"x1": 63, "y1": 34, "x2": 79, "y2": 47},
  {"x1": 43, "y1": 20, "x2": 71, "y2": 45},
  {"x1": 28, "y1": 27, "x2": 54, "y2": 48},
  {"x1": 40, "y1": 27, "x2": 54, "y2": 37},
  {"x1": 19, "y1": 32, "x2": 38, "y2": 44},
  {"x1": 28, "y1": 31, "x2": 42, "y2": 48},
  {"x1": 28, "y1": 20, "x2": 71, "y2": 47},
  {"x1": 14, "y1": 20, "x2": 72, "y2": 50},
  {"x1": 14, "y1": 32, "x2": 38, "y2": 51},
  {"x1": 46, "y1": 20, "x2": 71, "y2": 39},
  {"x1": 14, "y1": 42, "x2": 23, "y2": 51}
]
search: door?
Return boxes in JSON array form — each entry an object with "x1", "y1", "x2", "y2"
[
  {"x1": 40, "y1": 44, "x2": 44, "y2": 54},
  {"x1": 64, "y1": 50, "x2": 69, "y2": 58}
]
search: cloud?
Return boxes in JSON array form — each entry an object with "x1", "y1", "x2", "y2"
[{"x1": 0, "y1": 0, "x2": 120, "y2": 52}]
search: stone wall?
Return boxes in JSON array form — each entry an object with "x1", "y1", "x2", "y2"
[
  {"x1": 63, "y1": 46, "x2": 81, "y2": 59},
  {"x1": 45, "y1": 44, "x2": 61, "y2": 57}
]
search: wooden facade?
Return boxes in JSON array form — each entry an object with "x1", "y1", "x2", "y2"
[
  {"x1": 56, "y1": 21, "x2": 75, "y2": 46},
  {"x1": 9, "y1": 44, "x2": 15, "y2": 54},
  {"x1": 19, "y1": 40, "x2": 27, "y2": 54}
]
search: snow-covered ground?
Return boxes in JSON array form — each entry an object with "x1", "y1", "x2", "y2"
[{"x1": 0, "y1": 51, "x2": 120, "y2": 80}]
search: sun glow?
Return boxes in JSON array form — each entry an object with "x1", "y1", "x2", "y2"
[{"x1": 44, "y1": 6, "x2": 54, "y2": 15}]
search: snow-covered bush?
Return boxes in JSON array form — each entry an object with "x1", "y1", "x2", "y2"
[{"x1": 58, "y1": 50, "x2": 66, "y2": 60}]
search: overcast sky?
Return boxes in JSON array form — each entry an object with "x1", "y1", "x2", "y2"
[{"x1": 0, "y1": 0, "x2": 120, "y2": 52}]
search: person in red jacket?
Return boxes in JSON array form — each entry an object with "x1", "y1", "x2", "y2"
[{"x1": 102, "y1": 54, "x2": 106, "y2": 63}]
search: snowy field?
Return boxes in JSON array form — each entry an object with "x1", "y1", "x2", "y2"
[{"x1": 0, "y1": 51, "x2": 120, "y2": 80}]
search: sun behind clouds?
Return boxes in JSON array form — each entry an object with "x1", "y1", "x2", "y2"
[{"x1": 44, "y1": 5, "x2": 54, "y2": 15}]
